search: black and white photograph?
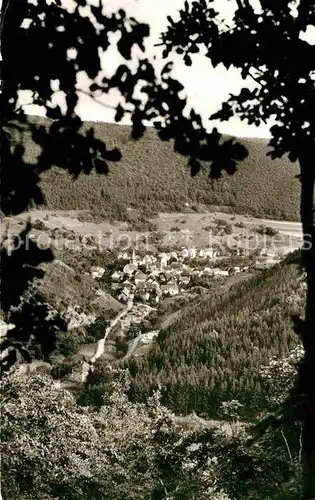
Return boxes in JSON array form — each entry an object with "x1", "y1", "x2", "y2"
[{"x1": 1, "y1": 0, "x2": 315, "y2": 498}]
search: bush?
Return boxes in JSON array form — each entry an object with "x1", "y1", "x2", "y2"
[
  {"x1": 215, "y1": 219, "x2": 233, "y2": 234},
  {"x1": 32, "y1": 219, "x2": 47, "y2": 231},
  {"x1": 115, "y1": 336, "x2": 129, "y2": 356},
  {"x1": 56, "y1": 328, "x2": 86, "y2": 356},
  {"x1": 85, "y1": 316, "x2": 108, "y2": 342},
  {"x1": 255, "y1": 225, "x2": 278, "y2": 236},
  {"x1": 215, "y1": 218, "x2": 227, "y2": 227},
  {"x1": 224, "y1": 223, "x2": 233, "y2": 235},
  {"x1": 51, "y1": 357, "x2": 80, "y2": 379},
  {"x1": 265, "y1": 226, "x2": 278, "y2": 236},
  {"x1": 3, "y1": 372, "x2": 217, "y2": 500}
]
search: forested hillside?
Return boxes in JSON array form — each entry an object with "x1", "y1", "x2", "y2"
[
  {"x1": 128, "y1": 252, "x2": 305, "y2": 420},
  {"x1": 11, "y1": 116, "x2": 300, "y2": 221}
]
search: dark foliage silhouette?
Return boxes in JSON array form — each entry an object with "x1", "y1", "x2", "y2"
[
  {"x1": 1, "y1": 0, "x2": 314, "y2": 496},
  {"x1": 1, "y1": 296, "x2": 67, "y2": 369},
  {"x1": 0, "y1": 0, "x2": 247, "y2": 371},
  {"x1": 0, "y1": 0, "x2": 130, "y2": 215},
  {"x1": 159, "y1": 1, "x2": 315, "y2": 497},
  {"x1": 0, "y1": 221, "x2": 53, "y2": 314},
  {"x1": 0, "y1": 0, "x2": 247, "y2": 216},
  {"x1": 0, "y1": 222, "x2": 67, "y2": 369}
]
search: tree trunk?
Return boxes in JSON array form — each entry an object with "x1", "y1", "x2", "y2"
[{"x1": 298, "y1": 149, "x2": 315, "y2": 500}]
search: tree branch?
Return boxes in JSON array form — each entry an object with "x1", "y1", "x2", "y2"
[
  {"x1": 280, "y1": 429, "x2": 293, "y2": 463},
  {"x1": 77, "y1": 88, "x2": 133, "y2": 114},
  {"x1": 299, "y1": 423, "x2": 303, "y2": 463}
]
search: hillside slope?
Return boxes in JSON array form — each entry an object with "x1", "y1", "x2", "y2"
[
  {"x1": 12, "y1": 117, "x2": 300, "y2": 221},
  {"x1": 127, "y1": 252, "x2": 305, "y2": 419}
]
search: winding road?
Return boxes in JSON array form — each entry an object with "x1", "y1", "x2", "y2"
[{"x1": 81, "y1": 298, "x2": 133, "y2": 382}]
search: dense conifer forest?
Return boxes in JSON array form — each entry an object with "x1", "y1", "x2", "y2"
[
  {"x1": 127, "y1": 252, "x2": 305, "y2": 420},
  {"x1": 9, "y1": 117, "x2": 300, "y2": 222}
]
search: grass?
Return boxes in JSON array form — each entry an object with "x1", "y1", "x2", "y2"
[{"x1": 11, "y1": 116, "x2": 300, "y2": 222}]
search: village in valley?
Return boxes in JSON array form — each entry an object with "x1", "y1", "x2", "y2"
[
  {"x1": 82, "y1": 242, "x2": 283, "y2": 358},
  {"x1": 92, "y1": 246, "x2": 229, "y2": 305},
  {"x1": 2, "y1": 209, "x2": 292, "y2": 368},
  {"x1": 90, "y1": 243, "x2": 280, "y2": 307}
]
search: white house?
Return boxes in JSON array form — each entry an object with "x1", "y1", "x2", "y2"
[
  {"x1": 148, "y1": 269, "x2": 160, "y2": 278},
  {"x1": 188, "y1": 247, "x2": 197, "y2": 259},
  {"x1": 0, "y1": 320, "x2": 15, "y2": 338},
  {"x1": 91, "y1": 266, "x2": 105, "y2": 279},
  {"x1": 141, "y1": 291, "x2": 151, "y2": 302},
  {"x1": 111, "y1": 282, "x2": 120, "y2": 291},
  {"x1": 142, "y1": 254, "x2": 154, "y2": 266},
  {"x1": 209, "y1": 329, "x2": 219, "y2": 339},
  {"x1": 180, "y1": 247, "x2": 189, "y2": 259},
  {"x1": 111, "y1": 270, "x2": 123, "y2": 281},
  {"x1": 265, "y1": 257, "x2": 277, "y2": 265},
  {"x1": 118, "y1": 251, "x2": 129, "y2": 260},
  {"x1": 212, "y1": 268, "x2": 229, "y2": 277},
  {"x1": 161, "y1": 281, "x2": 179, "y2": 296},
  {"x1": 168, "y1": 281, "x2": 179, "y2": 296},
  {"x1": 204, "y1": 247, "x2": 216, "y2": 258},
  {"x1": 122, "y1": 279, "x2": 132, "y2": 287},
  {"x1": 140, "y1": 330, "x2": 159, "y2": 345},
  {"x1": 159, "y1": 253, "x2": 169, "y2": 270},
  {"x1": 127, "y1": 294, "x2": 134, "y2": 309}
]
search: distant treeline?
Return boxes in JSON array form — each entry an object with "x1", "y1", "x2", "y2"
[{"x1": 13, "y1": 117, "x2": 300, "y2": 221}]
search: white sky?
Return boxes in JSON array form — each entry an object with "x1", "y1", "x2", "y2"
[{"x1": 18, "y1": 0, "x2": 310, "y2": 138}]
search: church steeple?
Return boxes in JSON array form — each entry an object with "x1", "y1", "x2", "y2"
[
  {"x1": 132, "y1": 249, "x2": 136, "y2": 264},
  {"x1": 160, "y1": 253, "x2": 167, "y2": 271}
]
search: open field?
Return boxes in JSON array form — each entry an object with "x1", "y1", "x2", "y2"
[
  {"x1": 4, "y1": 208, "x2": 302, "y2": 256},
  {"x1": 153, "y1": 211, "x2": 302, "y2": 252}
]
